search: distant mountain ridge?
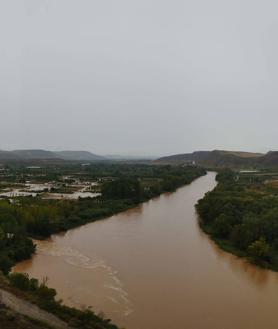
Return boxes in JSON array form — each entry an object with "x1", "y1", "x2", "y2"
[
  {"x1": 0, "y1": 149, "x2": 105, "y2": 161},
  {"x1": 155, "y1": 150, "x2": 278, "y2": 168},
  {"x1": 54, "y1": 151, "x2": 106, "y2": 161}
]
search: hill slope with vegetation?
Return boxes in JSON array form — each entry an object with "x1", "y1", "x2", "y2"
[{"x1": 154, "y1": 150, "x2": 274, "y2": 168}]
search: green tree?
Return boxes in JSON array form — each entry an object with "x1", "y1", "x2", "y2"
[
  {"x1": 212, "y1": 214, "x2": 232, "y2": 238},
  {"x1": 0, "y1": 255, "x2": 13, "y2": 275},
  {"x1": 247, "y1": 237, "x2": 270, "y2": 261},
  {"x1": 9, "y1": 272, "x2": 30, "y2": 290}
]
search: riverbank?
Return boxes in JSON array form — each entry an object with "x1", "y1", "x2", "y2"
[
  {"x1": 196, "y1": 169, "x2": 278, "y2": 272},
  {"x1": 198, "y1": 219, "x2": 278, "y2": 271}
]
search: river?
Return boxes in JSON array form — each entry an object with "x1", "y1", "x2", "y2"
[{"x1": 14, "y1": 172, "x2": 278, "y2": 329}]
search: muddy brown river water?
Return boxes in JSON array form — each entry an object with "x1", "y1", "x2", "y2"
[{"x1": 14, "y1": 172, "x2": 278, "y2": 329}]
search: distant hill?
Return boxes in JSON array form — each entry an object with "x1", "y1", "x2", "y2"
[
  {"x1": 257, "y1": 151, "x2": 278, "y2": 167},
  {"x1": 0, "y1": 150, "x2": 105, "y2": 162},
  {"x1": 154, "y1": 150, "x2": 267, "y2": 168},
  {"x1": 12, "y1": 150, "x2": 60, "y2": 159},
  {"x1": 0, "y1": 151, "x2": 19, "y2": 160},
  {"x1": 55, "y1": 151, "x2": 106, "y2": 161}
]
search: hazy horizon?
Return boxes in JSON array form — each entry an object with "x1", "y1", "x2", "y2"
[
  {"x1": 1, "y1": 0, "x2": 278, "y2": 156},
  {"x1": 0, "y1": 147, "x2": 273, "y2": 159}
]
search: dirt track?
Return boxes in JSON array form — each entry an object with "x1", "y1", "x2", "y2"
[{"x1": 0, "y1": 289, "x2": 69, "y2": 328}]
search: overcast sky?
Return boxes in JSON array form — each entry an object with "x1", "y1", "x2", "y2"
[{"x1": 1, "y1": 0, "x2": 278, "y2": 156}]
